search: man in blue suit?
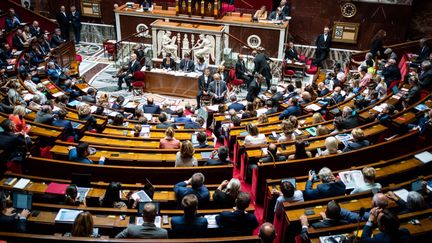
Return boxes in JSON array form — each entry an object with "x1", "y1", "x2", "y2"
[
  {"x1": 227, "y1": 95, "x2": 245, "y2": 112},
  {"x1": 303, "y1": 167, "x2": 346, "y2": 200},
  {"x1": 174, "y1": 108, "x2": 192, "y2": 123},
  {"x1": 170, "y1": 194, "x2": 208, "y2": 238},
  {"x1": 142, "y1": 97, "x2": 160, "y2": 114},
  {"x1": 69, "y1": 6, "x2": 82, "y2": 44},
  {"x1": 216, "y1": 192, "x2": 258, "y2": 236},
  {"x1": 279, "y1": 97, "x2": 301, "y2": 120},
  {"x1": 361, "y1": 208, "x2": 410, "y2": 242},
  {"x1": 173, "y1": 173, "x2": 210, "y2": 205}
]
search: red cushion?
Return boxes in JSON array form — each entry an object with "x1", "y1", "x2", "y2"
[
  {"x1": 306, "y1": 65, "x2": 318, "y2": 75},
  {"x1": 132, "y1": 81, "x2": 145, "y2": 87},
  {"x1": 133, "y1": 71, "x2": 145, "y2": 80},
  {"x1": 75, "y1": 54, "x2": 83, "y2": 62},
  {"x1": 232, "y1": 79, "x2": 243, "y2": 86},
  {"x1": 284, "y1": 70, "x2": 295, "y2": 76}
]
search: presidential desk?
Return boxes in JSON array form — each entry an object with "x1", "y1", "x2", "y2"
[
  {"x1": 143, "y1": 69, "x2": 199, "y2": 98},
  {"x1": 115, "y1": 4, "x2": 289, "y2": 59}
]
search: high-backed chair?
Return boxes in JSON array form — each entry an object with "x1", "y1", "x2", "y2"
[
  {"x1": 132, "y1": 71, "x2": 145, "y2": 96},
  {"x1": 229, "y1": 69, "x2": 244, "y2": 92}
]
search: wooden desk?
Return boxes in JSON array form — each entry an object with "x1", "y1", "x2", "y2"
[
  {"x1": 144, "y1": 71, "x2": 198, "y2": 99},
  {"x1": 29, "y1": 211, "x2": 129, "y2": 228}
]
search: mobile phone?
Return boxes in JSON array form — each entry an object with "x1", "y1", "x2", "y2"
[
  {"x1": 162, "y1": 215, "x2": 169, "y2": 225},
  {"x1": 310, "y1": 170, "x2": 318, "y2": 182},
  {"x1": 304, "y1": 210, "x2": 315, "y2": 216}
]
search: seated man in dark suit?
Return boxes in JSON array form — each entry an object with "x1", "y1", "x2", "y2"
[
  {"x1": 184, "y1": 116, "x2": 204, "y2": 130},
  {"x1": 142, "y1": 97, "x2": 160, "y2": 114},
  {"x1": 170, "y1": 194, "x2": 208, "y2": 238},
  {"x1": 419, "y1": 60, "x2": 432, "y2": 89},
  {"x1": 115, "y1": 202, "x2": 168, "y2": 239},
  {"x1": 193, "y1": 131, "x2": 213, "y2": 149},
  {"x1": 205, "y1": 146, "x2": 232, "y2": 166},
  {"x1": 279, "y1": 97, "x2": 301, "y2": 120},
  {"x1": 156, "y1": 112, "x2": 177, "y2": 129},
  {"x1": 179, "y1": 53, "x2": 195, "y2": 72},
  {"x1": 174, "y1": 108, "x2": 192, "y2": 123},
  {"x1": 216, "y1": 192, "x2": 258, "y2": 236},
  {"x1": 50, "y1": 28, "x2": 66, "y2": 48},
  {"x1": 117, "y1": 53, "x2": 141, "y2": 91},
  {"x1": 284, "y1": 41, "x2": 299, "y2": 61},
  {"x1": 235, "y1": 54, "x2": 253, "y2": 85},
  {"x1": 340, "y1": 106, "x2": 359, "y2": 129},
  {"x1": 227, "y1": 95, "x2": 245, "y2": 112},
  {"x1": 268, "y1": 7, "x2": 284, "y2": 21},
  {"x1": 361, "y1": 208, "x2": 410, "y2": 242},
  {"x1": 81, "y1": 88, "x2": 97, "y2": 104},
  {"x1": 303, "y1": 167, "x2": 346, "y2": 200},
  {"x1": 381, "y1": 58, "x2": 401, "y2": 86},
  {"x1": 317, "y1": 82, "x2": 330, "y2": 97},
  {"x1": 196, "y1": 68, "x2": 212, "y2": 108},
  {"x1": 208, "y1": 73, "x2": 228, "y2": 104},
  {"x1": 248, "y1": 143, "x2": 286, "y2": 176},
  {"x1": 174, "y1": 173, "x2": 210, "y2": 205}
]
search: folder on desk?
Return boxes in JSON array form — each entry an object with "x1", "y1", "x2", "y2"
[
  {"x1": 55, "y1": 209, "x2": 83, "y2": 223},
  {"x1": 415, "y1": 151, "x2": 432, "y2": 164},
  {"x1": 13, "y1": 178, "x2": 31, "y2": 189},
  {"x1": 45, "y1": 182, "x2": 69, "y2": 195}
]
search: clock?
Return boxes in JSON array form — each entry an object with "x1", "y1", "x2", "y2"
[{"x1": 341, "y1": 2, "x2": 357, "y2": 18}]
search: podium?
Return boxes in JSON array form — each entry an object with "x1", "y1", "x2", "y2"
[{"x1": 176, "y1": 0, "x2": 222, "y2": 18}]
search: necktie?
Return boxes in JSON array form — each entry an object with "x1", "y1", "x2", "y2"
[
  {"x1": 216, "y1": 82, "x2": 220, "y2": 96},
  {"x1": 185, "y1": 61, "x2": 188, "y2": 71}
]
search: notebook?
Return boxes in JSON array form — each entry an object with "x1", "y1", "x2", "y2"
[
  {"x1": 13, "y1": 192, "x2": 32, "y2": 210},
  {"x1": 45, "y1": 182, "x2": 69, "y2": 195},
  {"x1": 13, "y1": 178, "x2": 31, "y2": 189},
  {"x1": 55, "y1": 209, "x2": 83, "y2": 223},
  {"x1": 414, "y1": 151, "x2": 432, "y2": 164}
]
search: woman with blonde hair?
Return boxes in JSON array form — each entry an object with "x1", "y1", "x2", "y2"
[
  {"x1": 159, "y1": 127, "x2": 180, "y2": 149},
  {"x1": 97, "y1": 93, "x2": 110, "y2": 107},
  {"x1": 71, "y1": 211, "x2": 98, "y2": 237},
  {"x1": 244, "y1": 123, "x2": 266, "y2": 145},
  {"x1": 316, "y1": 136, "x2": 342, "y2": 157},
  {"x1": 8, "y1": 105, "x2": 30, "y2": 133},
  {"x1": 175, "y1": 140, "x2": 197, "y2": 167},
  {"x1": 278, "y1": 121, "x2": 296, "y2": 142},
  {"x1": 257, "y1": 114, "x2": 269, "y2": 124},
  {"x1": 343, "y1": 128, "x2": 370, "y2": 152},
  {"x1": 312, "y1": 112, "x2": 325, "y2": 124},
  {"x1": 78, "y1": 104, "x2": 97, "y2": 131}
]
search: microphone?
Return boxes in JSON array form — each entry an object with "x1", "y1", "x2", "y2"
[{"x1": 354, "y1": 207, "x2": 366, "y2": 243}]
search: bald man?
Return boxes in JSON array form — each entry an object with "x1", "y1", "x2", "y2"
[
  {"x1": 115, "y1": 203, "x2": 168, "y2": 239},
  {"x1": 142, "y1": 97, "x2": 161, "y2": 114},
  {"x1": 259, "y1": 222, "x2": 276, "y2": 243},
  {"x1": 118, "y1": 53, "x2": 141, "y2": 91}
]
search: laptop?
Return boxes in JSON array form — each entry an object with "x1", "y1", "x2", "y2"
[
  {"x1": 13, "y1": 192, "x2": 32, "y2": 210},
  {"x1": 71, "y1": 173, "x2": 91, "y2": 188}
]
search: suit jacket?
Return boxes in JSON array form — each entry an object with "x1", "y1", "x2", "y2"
[
  {"x1": 418, "y1": 46, "x2": 431, "y2": 62},
  {"x1": 268, "y1": 11, "x2": 284, "y2": 21},
  {"x1": 419, "y1": 68, "x2": 432, "y2": 89},
  {"x1": 261, "y1": 154, "x2": 286, "y2": 163},
  {"x1": 204, "y1": 159, "x2": 232, "y2": 166},
  {"x1": 340, "y1": 115, "x2": 359, "y2": 129},
  {"x1": 315, "y1": 34, "x2": 331, "y2": 52},
  {"x1": 361, "y1": 224, "x2": 410, "y2": 243},
  {"x1": 156, "y1": 122, "x2": 177, "y2": 129},
  {"x1": 381, "y1": 65, "x2": 401, "y2": 84},
  {"x1": 170, "y1": 215, "x2": 208, "y2": 237},
  {"x1": 279, "y1": 105, "x2": 301, "y2": 120},
  {"x1": 184, "y1": 121, "x2": 202, "y2": 129},
  {"x1": 143, "y1": 104, "x2": 161, "y2": 114},
  {"x1": 198, "y1": 74, "x2": 212, "y2": 92},
  {"x1": 173, "y1": 181, "x2": 210, "y2": 205},
  {"x1": 127, "y1": 60, "x2": 141, "y2": 74},
  {"x1": 343, "y1": 140, "x2": 371, "y2": 152},
  {"x1": 50, "y1": 34, "x2": 65, "y2": 48},
  {"x1": 228, "y1": 102, "x2": 246, "y2": 112},
  {"x1": 56, "y1": 12, "x2": 70, "y2": 28},
  {"x1": 303, "y1": 180, "x2": 346, "y2": 200},
  {"x1": 115, "y1": 222, "x2": 168, "y2": 239},
  {"x1": 212, "y1": 189, "x2": 236, "y2": 208},
  {"x1": 216, "y1": 210, "x2": 259, "y2": 236},
  {"x1": 235, "y1": 59, "x2": 248, "y2": 78},
  {"x1": 318, "y1": 88, "x2": 330, "y2": 97},
  {"x1": 52, "y1": 119, "x2": 75, "y2": 137},
  {"x1": 161, "y1": 57, "x2": 176, "y2": 69},
  {"x1": 69, "y1": 11, "x2": 81, "y2": 27},
  {"x1": 285, "y1": 48, "x2": 299, "y2": 60},
  {"x1": 179, "y1": 59, "x2": 195, "y2": 72},
  {"x1": 253, "y1": 53, "x2": 272, "y2": 80},
  {"x1": 174, "y1": 116, "x2": 192, "y2": 123},
  {"x1": 29, "y1": 25, "x2": 41, "y2": 38},
  {"x1": 311, "y1": 218, "x2": 349, "y2": 229},
  {"x1": 370, "y1": 39, "x2": 384, "y2": 57},
  {"x1": 0, "y1": 214, "x2": 27, "y2": 233},
  {"x1": 208, "y1": 81, "x2": 228, "y2": 98},
  {"x1": 218, "y1": 70, "x2": 229, "y2": 83},
  {"x1": 246, "y1": 80, "x2": 260, "y2": 102}
]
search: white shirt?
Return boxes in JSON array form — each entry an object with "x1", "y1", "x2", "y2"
[{"x1": 244, "y1": 134, "x2": 266, "y2": 145}]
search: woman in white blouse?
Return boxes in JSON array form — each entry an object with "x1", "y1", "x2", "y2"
[{"x1": 244, "y1": 123, "x2": 266, "y2": 145}]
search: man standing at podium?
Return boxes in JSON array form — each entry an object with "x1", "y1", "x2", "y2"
[{"x1": 117, "y1": 53, "x2": 141, "y2": 91}]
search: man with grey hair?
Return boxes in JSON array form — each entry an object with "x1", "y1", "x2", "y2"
[
  {"x1": 117, "y1": 53, "x2": 141, "y2": 91},
  {"x1": 386, "y1": 190, "x2": 428, "y2": 214},
  {"x1": 340, "y1": 106, "x2": 359, "y2": 129},
  {"x1": 303, "y1": 167, "x2": 345, "y2": 200},
  {"x1": 115, "y1": 203, "x2": 168, "y2": 239},
  {"x1": 227, "y1": 94, "x2": 245, "y2": 111},
  {"x1": 381, "y1": 58, "x2": 401, "y2": 86},
  {"x1": 208, "y1": 73, "x2": 227, "y2": 104},
  {"x1": 419, "y1": 60, "x2": 432, "y2": 89},
  {"x1": 174, "y1": 173, "x2": 210, "y2": 205}
]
